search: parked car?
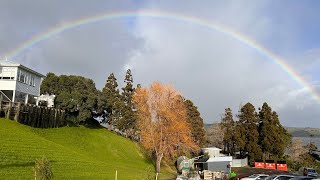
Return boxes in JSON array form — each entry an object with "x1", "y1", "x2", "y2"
[
  {"x1": 264, "y1": 174, "x2": 295, "y2": 180},
  {"x1": 241, "y1": 174, "x2": 269, "y2": 180},
  {"x1": 290, "y1": 176, "x2": 314, "y2": 180},
  {"x1": 299, "y1": 168, "x2": 318, "y2": 177}
]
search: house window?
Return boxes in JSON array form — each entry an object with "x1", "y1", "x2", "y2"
[
  {"x1": 0, "y1": 67, "x2": 15, "y2": 80},
  {"x1": 26, "y1": 73, "x2": 29, "y2": 84},
  {"x1": 18, "y1": 70, "x2": 26, "y2": 83},
  {"x1": 30, "y1": 75, "x2": 35, "y2": 86}
]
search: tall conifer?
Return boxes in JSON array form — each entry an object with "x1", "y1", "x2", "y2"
[
  {"x1": 220, "y1": 108, "x2": 237, "y2": 155},
  {"x1": 237, "y1": 102, "x2": 262, "y2": 162},
  {"x1": 184, "y1": 99, "x2": 207, "y2": 147},
  {"x1": 101, "y1": 73, "x2": 122, "y2": 130},
  {"x1": 118, "y1": 69, "x2": 136, "y2": 137}
]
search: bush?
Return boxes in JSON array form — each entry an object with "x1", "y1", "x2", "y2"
[{"x1": 34, "y1": 156, "x2": 53, "y2": 180}]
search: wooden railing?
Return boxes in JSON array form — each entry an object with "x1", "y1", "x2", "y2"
[{"x1": 0, "y1": 100, "x2": 66, "y2": 128}]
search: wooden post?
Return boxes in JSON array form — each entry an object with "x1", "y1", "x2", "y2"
[
  {"x1": 54, "y1": 109, "x2": 57, "y2": 128},
  {"x1": 21, "y1": 105, "x2": 26, "y2": 124},
  {"x1": 0, "y1": 101, "x2": 2, "y2": 117},
  {"x1": 6, "y1": 101, "x2": 12, "y2": 119},
  {"x1": 14, "y1": 102, "x2": 21, "y2": 122},
  {"x1": 28, "y1": 105, "x2": 32, "y2": 126}
]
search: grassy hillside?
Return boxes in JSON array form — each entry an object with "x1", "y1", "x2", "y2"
[{"x1": 0, "y1": 118, "x2": 166, "y2": 179}]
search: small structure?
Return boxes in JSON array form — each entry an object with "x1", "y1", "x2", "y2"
[
  {"x1": 195, "y1": 147, "x2": 233, "y2": 174},
  {"x1": 35, "y1": 94, "x2": 56, "y2": 107},
  {"x1": 0, "y1": 60, "x2": 45, "y2": 104}
]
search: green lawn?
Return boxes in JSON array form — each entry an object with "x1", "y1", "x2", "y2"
[{"x1": 0, "y1": 118, "x2": 166, "y2": 179}]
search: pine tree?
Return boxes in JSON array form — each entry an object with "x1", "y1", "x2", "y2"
[
  {"x1": 258, "y1": 102, "x2": 274, "y2": 159},
  {"x1": 220, "y1": 108, "x2": 236, "y2": 155},
  {"x1": 237, "y1": 102, "x2": 262, "y2": 162},
  {"x1": 101, "y1": 73, "x2": 122, "y2": 130},
  {"x1": 258, "y1": 102, "x2": 291, "y2": 159},
  {"x1": 271, "y1": 111, "x2": 291, "y2": 158},
  {"x1": 118, "y1": 69, "x2": 136, "y2": 138},
  {"x1": 184, "y1": 99, "x2": 207, "y2": 147}
]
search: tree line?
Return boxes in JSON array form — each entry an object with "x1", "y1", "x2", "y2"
[
  {"x1": 41, "y1": 71, "x2": 318, "y2": 173},
  {"x1": 40, "y1": 72, "x2": 207, "y2": 173},
  {"x1": 214, "y1": 102, "x2": 291, "y2": 163}
]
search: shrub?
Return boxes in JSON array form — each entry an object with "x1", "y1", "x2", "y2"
[{"x1": 33, "y1": 156, "x2": 53, "y2": 180}]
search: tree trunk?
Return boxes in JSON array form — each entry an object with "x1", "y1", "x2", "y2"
[{"x1": 156, "y1": 153, "x2": 163, "y2": 173}]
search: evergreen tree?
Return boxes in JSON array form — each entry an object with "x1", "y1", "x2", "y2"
[
  {"x1": 184, "y1": 99, "x2": 207, "y2": 147},
  {"x1": 101, "y1": 73, "x2": 122, "y2": 130},
  {"x1": 258, "y1": 102, "x2": 274, "y2": 159},
  {"x1": 220, "y1": 108, "x2": 236, "y2": 155},
  {"x1": 118, "y1": 69, "x2": 136, "y2": 138},
  {"x1": 271, "y1": 111, "x2": 291, "y2": 157},
  {"x1": 258, "y1": 102, "x2": 291, "y2": 159},
  {"x1": 41, "y1": 73, "x2": 99, "y2": 125},
  {"x1": 237, "y1": 102, "x2": 262, "y2": 162}
]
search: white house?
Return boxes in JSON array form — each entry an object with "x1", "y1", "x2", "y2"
[
  {"x1": 195, "y1": 147, "x2": 233, "y2": 173},
  {"x1": 0, "y1": 60, "x2": 45, "y2": 104}
]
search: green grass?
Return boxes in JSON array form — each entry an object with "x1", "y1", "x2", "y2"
[{"x1": 0, "y1": 118, "x2": 165, "y2": 179}]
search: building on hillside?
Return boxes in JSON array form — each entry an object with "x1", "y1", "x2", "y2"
[
  {"x1": 195, "y1": 147, "x2": 233, "y2": 173},
  {"x1": 0, "y1": 60, "x2": 45, "y2": 104}
]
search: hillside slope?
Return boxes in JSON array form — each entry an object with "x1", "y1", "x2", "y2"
[{"x1": 0, "y1": 118, "x2": 154, "y2": 179}]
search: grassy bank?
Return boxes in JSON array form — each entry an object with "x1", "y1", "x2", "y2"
[{"x1": 0, "y1": 118, "x2": 168, "y2": 179}]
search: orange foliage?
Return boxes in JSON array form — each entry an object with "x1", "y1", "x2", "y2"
[{"x1": 133, "y1": 82, "x2": 199, "y2": 172}]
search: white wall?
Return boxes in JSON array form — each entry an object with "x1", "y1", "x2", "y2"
[
  {"x1": 207, "y1": 156, "x2": 232, "y2": 162},
  {"x1": 232, "y1": 158, "x2": 248, "y2": 167},
  {"x1": 203, "y1": 148, "x2": 222, "y2": 157},
  {"x1": 0, "y1": 80, "x2": 17, "y2": 90}
]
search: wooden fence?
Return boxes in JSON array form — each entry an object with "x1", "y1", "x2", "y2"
[{"x1": 0, "y1": 101, "x2": 66, "y2": 128}]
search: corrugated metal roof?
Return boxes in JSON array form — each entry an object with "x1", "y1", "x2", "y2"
[{"x1": 207, "y1": 156, "x2": 232, "y2": 162}]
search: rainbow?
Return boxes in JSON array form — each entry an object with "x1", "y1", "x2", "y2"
[{"x1": 3, "y1": 10, "x2": 320, "y2": 102}]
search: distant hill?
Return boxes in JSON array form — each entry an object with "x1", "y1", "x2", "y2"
[
  {"x1": 204, "y1": 123, "x2": 219, "y2": 130},
  {"x1": 286, "y1": 127, "x2": 320, "y2": 137},
  {"x1": 204, "y1": 123, "x2": 320, "y2": 137},
  {"x1": 0, "y1": 118, "x2": 173, "y2": 179}
]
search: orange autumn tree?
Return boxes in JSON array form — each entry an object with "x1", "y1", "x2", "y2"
[{"x1": 133, "y1": 82, "x2": 199, "y2": 173}]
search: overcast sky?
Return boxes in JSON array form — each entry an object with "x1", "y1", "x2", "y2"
[{"x1": 1, "y1": 0, "x2": 319, "y2": 127}]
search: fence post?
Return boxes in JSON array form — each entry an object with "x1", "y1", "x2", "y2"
[
  {"x1": 0, "y1": 101, "x2": 2, "y2": 117},
  {"x1": 14, "y1": 102, "x2": 21, "y2": 122},
  {"x1": 6, "y1": 101, "x2": 12, "y2": 119}
]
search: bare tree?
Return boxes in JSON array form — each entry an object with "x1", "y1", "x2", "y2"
[
  {"x1": 287, "y1": 138, "x2": 307, "y2": 163},
  {"x1": 207, "y1": 123, "x2": 224, "y2": 149}
]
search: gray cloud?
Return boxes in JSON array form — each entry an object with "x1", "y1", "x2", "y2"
[{"x1": 0, "y1": 0, "x2": 319, "y2": 127}]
